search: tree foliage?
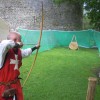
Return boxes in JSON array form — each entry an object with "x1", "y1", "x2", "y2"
[
  {"x1": 84, "y1": 0, "x2": 100, "y2": 30},
  {"x1": 53, "y1": 0, "x2": 84, "y2": 4},
  {"x1": 53, "y1": 0, "x2": 100, "y2": 30}
]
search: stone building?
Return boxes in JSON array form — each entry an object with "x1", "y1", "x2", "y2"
[{"x1": 0, "y1": 0, "x2": 83, "y2": 30}]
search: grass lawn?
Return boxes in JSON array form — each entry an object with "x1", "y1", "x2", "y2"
[{"x1": 20, "y1": 47, "x2": 100, "y2": 100}]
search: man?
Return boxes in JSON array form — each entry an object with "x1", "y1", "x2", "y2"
[{"x1": 0, "y1": 31, "x2": 40, "y2": 100}]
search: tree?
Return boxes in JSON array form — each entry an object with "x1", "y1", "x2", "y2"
[
  {"x1": 84, "y1": 0, "x2": 100, "y2": 31},
  {"x1": 53, "y1": 0, "x2": 100, "y2": 31}
]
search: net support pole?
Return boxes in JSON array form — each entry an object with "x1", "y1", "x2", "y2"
[{"x1": 86, "y1": 77, "x2": 97, "y2": 100}]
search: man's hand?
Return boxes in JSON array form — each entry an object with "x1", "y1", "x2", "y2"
[
  {"x1": 35, "y1": 44, "x2": 40, "y2": 49},
  {"x1": 16, "y1": 42, "x2": 23, "y2": 48},
  {"x1": 31, "y1": 44, "x2": 40, "y2": 52}
]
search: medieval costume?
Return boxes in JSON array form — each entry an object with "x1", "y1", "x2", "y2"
[{"x1": 0, "y1": 40, "x2": 36, "y2": 100}]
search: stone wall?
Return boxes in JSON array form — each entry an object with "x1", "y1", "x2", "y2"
[
  {"x1": 0, "y1": 0, "x2": 83, "y2": 30},
  {"x1": 0, "y1": 0, "x2": 35, "y2": 30}
]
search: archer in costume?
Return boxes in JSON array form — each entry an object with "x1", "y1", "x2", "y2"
[{"x1": 0, "y1": 31, "x2": 40, "y2": 100}]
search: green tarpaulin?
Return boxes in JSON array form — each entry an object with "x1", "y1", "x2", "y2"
[{"x1": 18, "y1": 28, "x2": 100, "y2": 53}]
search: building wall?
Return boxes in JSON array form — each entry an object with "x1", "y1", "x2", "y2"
[{"x1": 0, "y1": 0, "x2": 83, "y2": 30}]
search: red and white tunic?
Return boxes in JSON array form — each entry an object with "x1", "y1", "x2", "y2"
[{"x1": 0, "y1": 40, "x2": 32, "y2": 100}]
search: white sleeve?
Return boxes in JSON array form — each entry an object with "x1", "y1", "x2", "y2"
[
  {"x1": 0, "y1": 40, "x2": 15, "y2": 68},
  {"x1": 21, "y1": 48, "x2": 32, "y2": 58},
  {"x1": 1, "y1": 40, "x2": 15, "y2": 49}
]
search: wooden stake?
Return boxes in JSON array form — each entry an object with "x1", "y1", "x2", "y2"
[{"x1": 86, "y1": 77, "x2": 97, "y2": 100}]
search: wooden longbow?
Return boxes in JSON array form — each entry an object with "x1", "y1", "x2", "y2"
[{"x1": 22, "y1": 2, "x2": 44, "y2": 87}]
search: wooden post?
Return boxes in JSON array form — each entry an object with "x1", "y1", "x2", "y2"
[{"x1": 86, "y1": 77, "x2": 97, "y2": 100}]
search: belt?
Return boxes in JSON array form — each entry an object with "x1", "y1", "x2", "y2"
[{"x1": 0, "y1": 78, "x2": 19, "y2": 86}]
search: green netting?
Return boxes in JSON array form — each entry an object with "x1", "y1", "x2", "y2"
[
  {"x1": 93, "y1": 30, "x2": 100, "y2": 52},
  {"x1": 18, "y1": 28, "x2": 100, "y2": 53}
]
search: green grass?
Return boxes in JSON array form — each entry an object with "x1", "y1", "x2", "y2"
[{"x1": 20, "y1": 47, "x2": 100, "y2": 100}]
